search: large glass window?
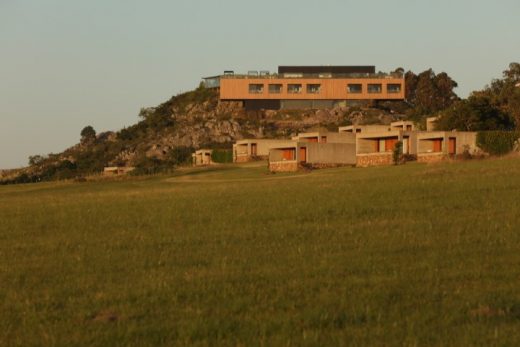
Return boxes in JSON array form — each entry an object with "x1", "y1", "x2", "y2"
[
  {"x1": 248, "y1": 84, "x2": 264, "y2": 94},
  {"x1": 367, "y1": 84, "x2": 382, "y2": 93},
  {"x1": 307, "y1": 84, "x2": 321, "y2": 94},
  {"x1": 268, "y1": 84, "x2": 282, "y2": 94},
  {"x1": 387, "y1": 84, "x2": 402, "y2": 93},
  {"x1": 287, "y1": 84, "x2": 303, "y2": 94},
  {"x1": 347, "y1": 84, "x2": 362, "y2": 93}
]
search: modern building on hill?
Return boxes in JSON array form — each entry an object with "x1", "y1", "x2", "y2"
[{"x1": 203, "y1": 65, "x2": 405, "y2": 110}]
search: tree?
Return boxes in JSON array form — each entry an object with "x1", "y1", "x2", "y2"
[
  {"x1": 403, "y1": 69, "x2": 459, "y2": 121},
  {"x1": 436, "y1": 94, "x2": 514, "y2": 131},
  {"x1": 28, "y1": 155, "x2": 45, "y2": 166},
  {"x1": 483, "y1": 62, "x2": 520, "y2": 128},
  {"x1": 80, "y1": 126, "x2": 96, "y2": 143}
]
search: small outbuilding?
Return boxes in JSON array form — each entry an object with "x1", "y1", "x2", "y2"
[
  {"x1": 292, "y1": 131, "x2": 356, "y2": 144},
  {"x1": 416, "y1": 131, "x2": 477, "y2": 162},
  {"x1": 192, "y1": 149, "x2": 213, "y2": 166},
  {"x1": 356, "y1": 130, "x2": 417, "y2": 167},
  {"x1": 233, "y1": 139, "x2": 289, "y2": 162},
  {"x1": 338, "y1": 125, "x2": 390, "y2": 133},
  {"x1": 103, "y1": 166, "x2": 135, "y2": 176},
  {"x1": 268, "y1": 140, "x2": 356, "y2": 172}
]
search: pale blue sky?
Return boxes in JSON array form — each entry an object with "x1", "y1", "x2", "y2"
[{"x1": 1, "y1": 0, "x2": 519, "y2": 169}]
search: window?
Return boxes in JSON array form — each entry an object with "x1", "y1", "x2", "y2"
[
  {"x1": 307, "y1": 84, "x2": 321, "y2": 94},
  {"x1": 347, "y1": 84, "x2": 362, "y2": 93},
  {"x1": 248, "y1": 84, "x2": 264, "y2": 94},
  {"x1": 268, "y1": 84, "x2": 282, "y2": 94},
  {"x1": 387, "y1": 84, "x2": 402, "y2": 93},
  {"x1": 367, "y1": 84, "x2": 382, "y2": 93},
  {"x1": 287, "y1": 84, "x2": 302, "y2": 94}
]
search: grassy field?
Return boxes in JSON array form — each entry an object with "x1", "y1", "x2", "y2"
[{"x1": 2, "y1": 158, "x2": 520, "y2": 346}]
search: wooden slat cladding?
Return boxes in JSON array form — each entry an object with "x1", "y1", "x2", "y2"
[
  {"x1": 220, "y1": 78, "x2": 405, "y2": 100},
  {"x1": 433, "y1": 139, "x2": 443, "y2": 152},
  {"x1": 448, "y1": 138, "x2": 456, "y2": 154}
]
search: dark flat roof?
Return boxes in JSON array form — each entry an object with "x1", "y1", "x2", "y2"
[{"x1": 278, "y1": 66, "x2": 376, "y2": 74}]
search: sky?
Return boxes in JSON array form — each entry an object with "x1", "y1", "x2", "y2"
[{"x1": 1, "y1": 0, "x2": 519, "y2": 169}]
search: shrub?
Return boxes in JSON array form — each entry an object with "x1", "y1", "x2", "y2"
[
  {"x1": 211, "y1": 149, "x2": 233, "y2": 163},
  {"x1": 476, "y1": 131, "x2": 520, "y2": 156},
  {"x1": 393, "y1": 141, "x2": 403, "y2": 165},
  {"x1": 131, "y1": 156, "x2": 171, "y2": 176},
  {"x1": 167, "y1": 146, "x2": 194, "y2": 166}
]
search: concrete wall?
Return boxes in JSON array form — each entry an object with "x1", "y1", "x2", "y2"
[
  {"x1": 417, "y1": 153, "x2": 447, "y2": 163},
  {"x1": 269, "y1": 161, "x2": 298, "y2": 172},
  {"x1": 268, "y1": 141, "x2": 356, "y2": 171},
  {"x1": 304, "y1": 142, "x2": 357, "y2": 165},
  {"x1": 339, "y1": 125, "x2": 390, "y2": 133},
  {"x1": 193, "y1": 150, "x2": 213, "y2": 165},
  {"x1": 356, "y1": 153, "x2": 393, "y2": 167},
  {"x1": 426, "y1": 117, "x2": 439, "y2": 131},
  {"x1": 234, "y1": 139, "x2": 289, "y2": 162},
  {"x1": 415, "y1": 131, "x2": 477, "y2": 155},
  {"x1": 295, "y1": 132, "x2": 356, "y2": 144},
  {"x1": 391, "y1": 121, "x2": 415, "y2": 131},
  {"x1": 455, "y1": 132, "x2": 478, "y2": 153}
]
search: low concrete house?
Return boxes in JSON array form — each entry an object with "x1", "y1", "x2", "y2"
[
  {"x1": 390, "y1": 120, "x2": 415, "y2": 131},
  {"x1": 416, "y1": 131, "x2": 477, "y2": 162},
  {"x1": 338, "y1": 124, "x2": 390, "y2": 133},
  {"x1": 103, "y1": 166, "x2": 135, "y2": 176},
  {"x1": 356, "y1": 130, "x2": 417, "y2": 167},
  {"x1": 233, "y1": 139, "x2": 289, "y2": 162},
  {"x1": 292, "y1": 131, "x2": 356, "y2": 144},
  {"x1": 192, "y1": 149, "x2": 213, "y2": 166},
  {"x1": 268, "y1": 140, "x2": 356, "y2": 172},
  {"x1": 426, "y1": 116, "x2": 439, "y2": 131}
]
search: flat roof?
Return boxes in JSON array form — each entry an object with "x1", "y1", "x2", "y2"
[{"x1": 278, "y1": 66, "x2": 376, "y2": 74}]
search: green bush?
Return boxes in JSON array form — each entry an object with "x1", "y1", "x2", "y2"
[
  {"x1": 211, "y1": 149, "x2": 233, "y2": 163},
  {"x1": 167, "y1": 146, "x2": 194, "y2": 166},
  {"x1": 477, "y1": 131, "x2": 520, "y2": 156},
  {"x1": 393, "y1": 141, "x2": 403, "y2": 165}
]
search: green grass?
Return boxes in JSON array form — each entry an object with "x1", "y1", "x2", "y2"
[{"x1": 2, "y1": 158, "x2": 520, "y2": 346}]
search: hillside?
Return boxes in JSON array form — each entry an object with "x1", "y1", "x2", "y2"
[
  {"x1": 1, "y1": 85, "x2": 405, "y2": 183},
  {"x1": 2, "y1": 158, "x2": 520, "y2": 345}
]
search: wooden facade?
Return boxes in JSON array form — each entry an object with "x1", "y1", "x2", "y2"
[{"x1": 219, "y1": 77, "x2": 405, "y2": 101}]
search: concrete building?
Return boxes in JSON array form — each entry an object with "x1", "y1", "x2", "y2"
[
  {"x1": 426, "y1": 116, "x2": 440, "y2": 131},
  {"x1": 103, "y1": 166, "x2": 135, "y2": 176},
  {"x1": 338, "y1": 124, "x2": 391, "y2": 133},
  {"x1": 268, "y1": 140, "x2": 357, "y2": 172},
  {"x1": 416, "y1": 131, "x2": 478, "y2": 162},
  {"x1": 292, "y1": 131, "x2": 356, "y2": 144},
  {"x1": 390, "y1": 120, "x2": 415, "y2": 131},
  {"x1": 203, "y1": 65, "x2": 405, "y2": 110},
  {"x1": 233, "y1": 139, "x2": 289, "y2": 162},
  {"x1": 356, "y1": 130, "x2": 417, "y2": 167},
  {"x1": 192, "y1": 149, "x2": 213, "y2": 166}
]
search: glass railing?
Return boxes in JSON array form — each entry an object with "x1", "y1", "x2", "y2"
[{"x1": 220, "y1": 72, "x2": 404, "y2": 79}]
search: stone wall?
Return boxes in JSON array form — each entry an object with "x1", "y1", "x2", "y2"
[
  {"x1": 417, "y1": 153, "x2": 447, "y2": 163},
  {"x1": 356, "y1": 153, "x2": 393, "y2": 167},
  {"x1": 235, "y1": 155, "x2": 252, "y2": 163},
  {"x1": 308, "y1": 163, "x2": 353, "y2": 169},
  {"x1": 235, "y1": 155, "x2": 268, "y2": 163},
  {"x1": 269, "y1": 161, "x2": 299, "y2": 172}
]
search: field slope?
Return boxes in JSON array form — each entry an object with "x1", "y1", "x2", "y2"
[{"x1": 2, "y1": 159, "x2": 520, "y2": 346}]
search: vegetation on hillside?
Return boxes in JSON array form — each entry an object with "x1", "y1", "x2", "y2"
[
  {"x1": 2, "y1": 63, "x2": 520, "y2": 185},
  {"x1": 436, "y1": 63, "x2": 520, "y2": 131}
]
